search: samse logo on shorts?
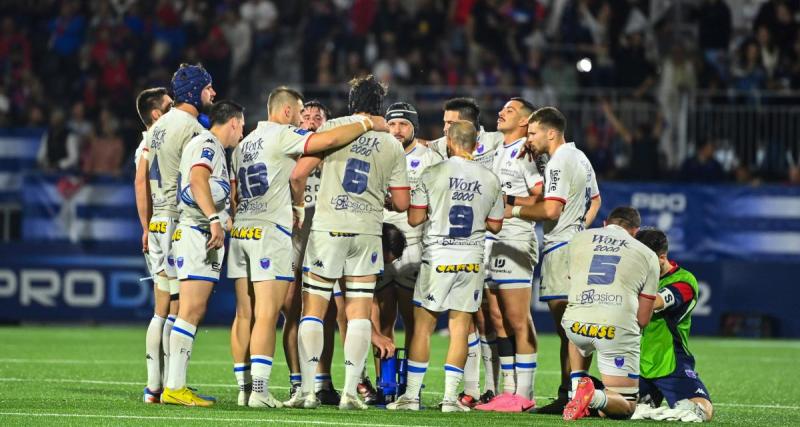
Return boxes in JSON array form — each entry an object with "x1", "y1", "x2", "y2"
[
  {"x1": 570, "y1": 321, "x2": 615, "y2": 340},
  {"x1": 149, "y1": 221, "x2": 168, "y2": 234},
  {"x1": 435, "y1": 263, "x2": 481, "y2": 273}
]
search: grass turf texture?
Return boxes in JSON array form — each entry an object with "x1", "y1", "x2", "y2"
[{"x1": 0, "y1": 327, "x2": 798, "y2": 426}]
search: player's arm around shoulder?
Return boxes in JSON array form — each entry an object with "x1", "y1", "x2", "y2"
[{"x1": 303, "y1": 114, "x2": 389, "y2": 154}]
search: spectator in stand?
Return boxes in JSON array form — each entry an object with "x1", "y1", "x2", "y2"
[
  {"x1": 732, "y1": 40, "x2": 767, "y2": 94},
  {"x1": 680, "y1": 141, "x2": 726, "y2": 183},
  {"x1": 67, "y1": 102, "x2": 94, "y2": 141},
  {"x1": 82, "y1": 109, "x2": 123, "y2": 177},
  {"x1": 657, "y1": 43, "x2": 696, "y2": 169},
  {"x1": 694, "y1": 0, "x2": 732, "y2": 81},
  {"x1": 601, "y1": 99, "x2": 662, "y2": 181},
  {"x1": 37, "y1": 108, "x2": 81, "y2": 172}
]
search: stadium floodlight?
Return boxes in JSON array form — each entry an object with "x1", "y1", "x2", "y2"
[{"x1": 577, "y1": 58, "x2": 592, "y2": 73}]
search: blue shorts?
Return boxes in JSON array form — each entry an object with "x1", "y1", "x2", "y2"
[{"x1": 639, "y1": 354, "x2": 711, "y2": 407}]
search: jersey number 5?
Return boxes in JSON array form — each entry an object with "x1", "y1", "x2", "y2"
[
  {"x1": 342, "y1": 158, "x2": 370, "y2": 194},
  {"x1": 448, "y1": 205, "x2": 474, "y2": 238},
  {"x1": 587, "y1": 254, "x2": 621, "y2": 285},
  {"x1": 238, "y1": 163, "x2": 269, "y2": 198}
]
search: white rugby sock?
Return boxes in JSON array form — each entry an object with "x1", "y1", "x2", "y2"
[
  {"x1": 480, "y1": 334, "x2": 498, "y2": 393},
  {"x1": 590, "y1": 389, "x2": 608, "y2": 409},
  {"x1": 233, "y1": 363, "x2": 251, "y2": 390},
  {"x1": 570, "y1": 370, "x2": 589, "y2": 397},
  {"x1": 251, "y1": 355, "x2": 273, "y2": 396},
  {"x1": 166, "y1": 318, "x2": 196, "y2": 390},
  {"x1": 444, "y1": 364, "x2": 464, "y2": 401},
  {"x1": 315, "y1": 373, "x2": 332, "y2": 392},
  {"x1": 298, "y1": 316, "x2": 324, "y2": 395},
  {"x1": 145, "y1": 315, "x2": 165, "y2": 391},
  {"x1": 463, "y1": 332, "x2": 481, "y2": 398},
  {"x1": 497, "y1": 336, "x2": 515, "y2": 394},
  {"x1": 343, "y1": 319, "x2": 371, "y2": 397},
  {"x1": 514, "y1": 353, "x2": 537, "y2": 400},
  {"x1": 162, "y1": 315, "x2": 175, "y2": 385},
  {"x1": 405, "y1": 360, "x2": 428, "y2": 399}
]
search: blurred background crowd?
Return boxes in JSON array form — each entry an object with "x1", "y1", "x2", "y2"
[{"x1": 1, "y1": 0, "x2": 799, "y2": 184}]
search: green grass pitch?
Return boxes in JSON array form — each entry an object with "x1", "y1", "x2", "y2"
[{"x1": 0, "y1": 326, "x2": 798, "y2": 425}]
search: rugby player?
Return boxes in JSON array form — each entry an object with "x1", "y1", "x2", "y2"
[
  {"x1": 373, "y1": 102, "x2": 442, "y2": 384},
  {"x1": 134, "y1": 87, "x2": 173, "y2": 403},
  {"x1": 227, "y1": 88, "x2": 388, "y2": 407},
  {"x1": 429, "y1": 97, "x2": 505, "y2": 402},
  {"x1": 633, "y1": 229, "x2": 713, "y2": 422},
  {"x1": 162, "y1": 100, "x2": 245, "y2": 406},
  {"x1": 387, "y1": 120, "x2": 504, "y2": 412},
  {"x1": 558, "y1": 206, "x2": 658, "y2": 420},
  {"x1": 509, "y1": 107, "x2": 602, "y2": 413},
  {"x1": 475, "y1": 97, "x2": 542, "y2": 412},
  {"x1": 288, "y1": 75, "x2": 410, "y2": 410},
  {"x1": 143, "y1": 64, "x2": 215, "y2": 403}
]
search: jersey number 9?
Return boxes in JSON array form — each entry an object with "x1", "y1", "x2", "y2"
[{"x1": 448, "y1": 205, "x2": 474, "y2": 238}]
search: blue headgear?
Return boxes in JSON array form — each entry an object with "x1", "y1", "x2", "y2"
[{"x1": 171, "y1": 65, "x2": 212, "y2": 111}]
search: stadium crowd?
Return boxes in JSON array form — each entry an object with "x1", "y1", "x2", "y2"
[{"x1": 1, "y1": 0, "x2": 799, "y2": 182}]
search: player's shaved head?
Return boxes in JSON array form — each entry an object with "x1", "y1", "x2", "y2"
[
  {"x1": 268, "y1": 86, "x2": 304, "y2": 116},
  {"x1": 447, "y1": 120, "x2": 478, "y2": 152},
  {"x1": 636, "y1": 228, "x2": 669, "y2": 256},
  {"x1": 606, "y1": 206, "x2": 641, "y2": 231},
  {"x1": 528, "y1": 106, "x2": 566, "y2": 133}
]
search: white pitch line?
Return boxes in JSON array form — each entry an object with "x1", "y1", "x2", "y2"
[
  {"x1": 0, "y1": 377, "x2": 797, "y2": 410},
  {"x1": 0, "y1": 412, "x2": 437, "y2": 427},
  {"x1": 0, "y1": 358, "x2": 286, "y2": 367}
]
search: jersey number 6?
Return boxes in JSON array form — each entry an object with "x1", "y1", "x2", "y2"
[{"x1": 342, "y1": 158, "x2": 370, "y2": 194}]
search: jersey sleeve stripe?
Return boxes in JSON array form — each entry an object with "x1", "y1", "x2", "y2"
[
  {"x1": 669, "y1": 282, "x2": 695, "y2": 302},
  {"x1": 544, "y1": 196, "x2": 567, "y2": 205},
  {"x1": 303, "y1": 134, "x2": 314, "y2": 155},
  {"x1": 409, "y1": 204, "x2": 428, "y2": 209},
  {"x1": 487, "y1": 217, "x2": 503, "y2": 223},
  {"x1": 591, "y1": 193, "x2": 601, "y2": 199},
  {"x1": 533, "y1": 181, "x2": 543, "y2": 187},
  {"x1": 191, "y1": 163, "x2": 213, "y2": 172},
  {"x1": 389, "y1": 186, "x2": 411, "y2": 190},
  {"x1": 639, "y1": 293, "x2": 657, "y2": 300}
]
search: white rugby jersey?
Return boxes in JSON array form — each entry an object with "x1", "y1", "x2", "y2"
[
  {"x1": 177, "y1": 130, "x2": 230, "y2": 226},
  {"x1": 384, "y1": 142, "x2": 443, "y2": 244},
  {"x1": 563, "y1": 224, "x2": 659, "y2": 334},
  {"x1": 303, "y1": 168, "x2": 322, "y2": 207},
  {"x1": 429, "y1": 127, "x2": 504, "y2": 169},
  {"x1": 147, "y1": 109, "x2": 206, "y2": 218},
  {"x1": 134, "y1": 132, "x2": 147, "y2": 168},
  {"x1": 232, "y1": 121, "x2": 312, "y2": 229},
  {"x1": 490, "y1": 137, "x2": 543, "y2": 241},
  {"x1": 411, "y1": 156, "x2": 504, "y2": 250},
  {"x1": 542, "y1": 142, "x2": 600, "y2": 250},
  {"x1": 312, "y1": 115, "x2": 409, "y2": 236}
]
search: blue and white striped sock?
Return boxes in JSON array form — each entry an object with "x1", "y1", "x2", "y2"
[
  {"x1": 167, "y1": 318, "x2": 196, "y2": 390},
  {"x1": 315, "y1": 373, "x2": 332, "y2": 392},
  {"x1": 444, "y1": 364, "x2": 464, "y2": 401},
  {"x1": 233, "y1": 363, "x2": 251, "y2": 390},
  {"x1": 405, "y1": 360, "x2": 428, "y2": 399},
  {"x1": 514, "y1": 353, "x2": 537, "y2": 400},
  {"x1": 251, "y1": 355, "x2": 273, "y2": 395}
]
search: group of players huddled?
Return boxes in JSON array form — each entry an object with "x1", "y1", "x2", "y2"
[{"x1": 133, "y1": 63, "x2": 713, "y2": 422}]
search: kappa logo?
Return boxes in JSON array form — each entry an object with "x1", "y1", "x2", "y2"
[
  {"x1": 260, "y1": 258, "x2": 271, "y2": 270},
  {"x1": 308, "y1": 356, "x2": 319, "y2": 363},
  {"x1": 426, "y1": 294, "x2": 436, "y2": 302},
  {"x1": 695, "y1": 388, "x2": 707, "y2": 396},
  {"x1": 313, "y1": 260, "x2": 324, "y2": 268},
  {"x1": 344, "y1": 360, "x2": 355, "y2": 366}
]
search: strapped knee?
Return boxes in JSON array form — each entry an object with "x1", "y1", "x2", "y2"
[{"x1": 344, "y1": 280, "x2": 375, "y2": 299}]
